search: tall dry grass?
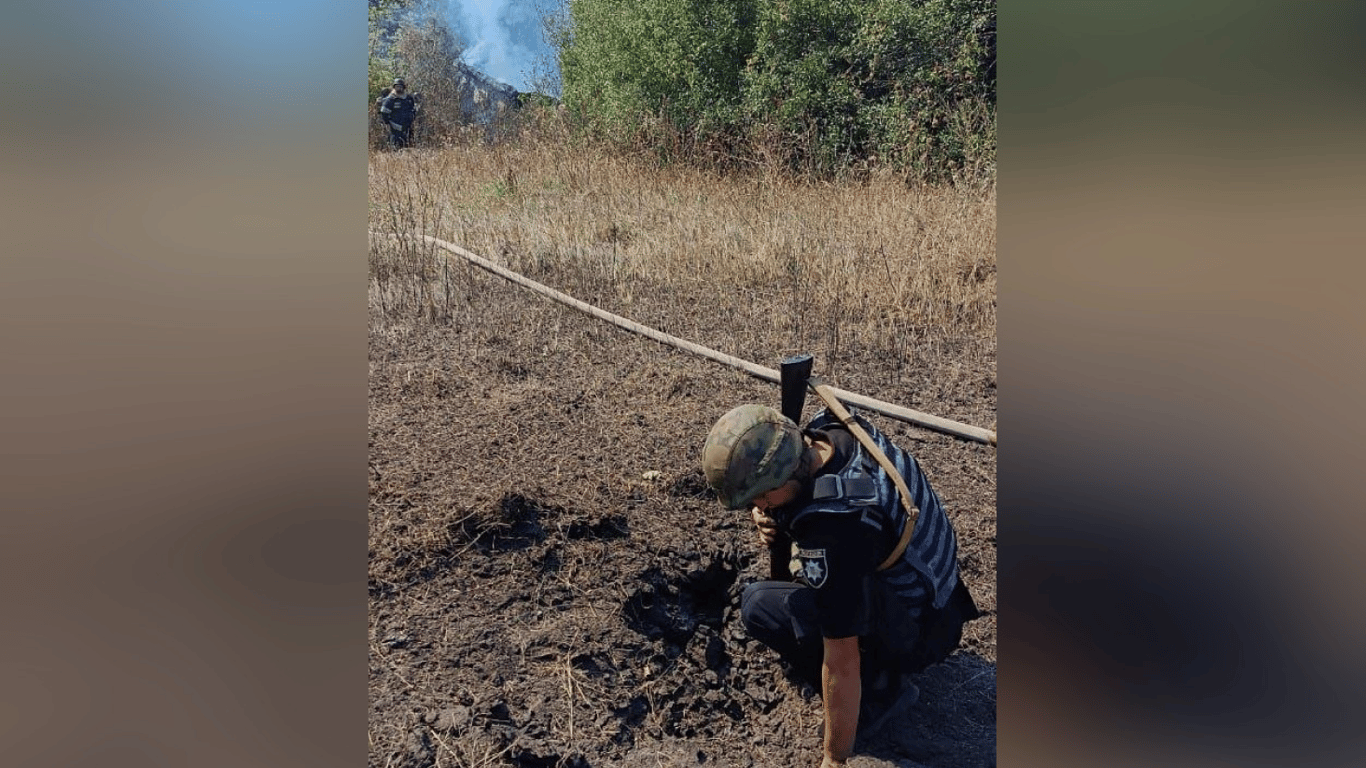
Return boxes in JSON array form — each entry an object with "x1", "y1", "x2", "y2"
[{"x1": 368, "y1": 125, "x2": 995, "y2": 405}]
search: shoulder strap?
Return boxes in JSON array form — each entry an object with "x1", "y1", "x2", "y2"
[{"x1": 809, "y1": 378, "x2": 917, "y2": 571}]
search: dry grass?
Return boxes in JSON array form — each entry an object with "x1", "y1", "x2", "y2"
[
  {"x1": 367, "y1": 130, "x2": 996, "y2": 768},
  {"x1": 368, "y1": 127, "x2": 996, "y2": 402}
]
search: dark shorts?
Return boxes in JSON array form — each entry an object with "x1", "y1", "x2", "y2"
[{"x1": 740, "y1": 575, "x2": 979, "y2": 687}]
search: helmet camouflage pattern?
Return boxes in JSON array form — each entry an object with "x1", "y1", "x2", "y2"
[{"x1": 702, "y1": 404, "x2": 804, "y2": 509}]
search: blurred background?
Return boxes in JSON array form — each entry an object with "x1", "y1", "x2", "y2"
[
  {"x1": 1001, "y1": 2, "x2": 1366, "y2": 766},
  {"x1": 1, "y1": 2, "x2": 367, "y2": 766}
]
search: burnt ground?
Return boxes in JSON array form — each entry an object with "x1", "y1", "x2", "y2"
[{"x1": 368, "y1": 269, "x2": 996, "y2": 768}]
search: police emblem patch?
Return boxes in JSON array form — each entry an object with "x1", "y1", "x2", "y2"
[{"x1": 793, "y1": 547, "x2": 828, "y2": 589}]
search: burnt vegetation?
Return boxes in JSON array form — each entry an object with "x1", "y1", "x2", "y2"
[{"x1": 368, "y1": 241, "x2": 996, "y2": 766}]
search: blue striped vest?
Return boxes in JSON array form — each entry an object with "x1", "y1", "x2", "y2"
[{"x1": 790, "y1": 409, "x2": 960, "y2": 613}]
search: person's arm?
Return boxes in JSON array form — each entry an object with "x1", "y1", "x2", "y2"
[
  {"x1": 801, "y1": 512, "x2": 885, "y2": 767},
  {"x1": 820, "y1": 634, "x2": 861, "y2": 767},
  {"x1": 379, "y1": 98, "x2": 401, "y2": 130}
]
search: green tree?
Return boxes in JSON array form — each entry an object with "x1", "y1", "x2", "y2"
[
  {"x1": 743, "y1": 0, "x2": 995, "y2": 178},
  {"x1": 561, "y1": 0, "x2": 756, "y2": 138},
  {"x1": 557, "y1": 0, "x2": 995, "y2": 180}
]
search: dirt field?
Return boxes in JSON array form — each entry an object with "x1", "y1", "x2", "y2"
[{"x1": 369, "y1": 146, "x2": 995, "y2": 768}]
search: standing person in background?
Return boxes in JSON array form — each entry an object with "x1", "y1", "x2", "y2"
[{"x1": 379, "y1": 78, "x2": 419, "y2": 149}]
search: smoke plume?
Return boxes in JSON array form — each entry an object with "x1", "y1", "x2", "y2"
[{"x1": 445, "y1": 0, "x2": 558, "y2": 93}]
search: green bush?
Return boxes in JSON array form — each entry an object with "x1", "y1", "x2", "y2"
[
  {"x1": 559, "y1": 0, "x2": 994, "y2": 181},
  {"x1": 561, "y1": 0, "x2": 755, "y2": 136}
]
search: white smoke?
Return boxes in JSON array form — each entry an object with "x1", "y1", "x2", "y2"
[{"x1": 446, "y1": 0, "x2": 558, "y2": 93}]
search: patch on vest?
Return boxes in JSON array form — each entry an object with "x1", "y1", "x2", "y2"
[{"x1": 792, "y1": 547, "x2": 828, "y2": 589}]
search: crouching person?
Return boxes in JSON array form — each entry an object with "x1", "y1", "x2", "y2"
[{"x1": 701, "y1": 404, "x2": 981, "y2": 768}]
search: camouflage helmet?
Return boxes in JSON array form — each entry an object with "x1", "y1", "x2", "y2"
[
  {"x1": 702, "y1": 404, "x2": 804, "y2": 509},
  {"x1": 393, "y1": 78, "x2": 406, "y2": 87}
]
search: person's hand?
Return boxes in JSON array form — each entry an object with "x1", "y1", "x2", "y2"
[
  {"x1": 751, "y1": 507, "x2": 778, "y2": 547},
  {"x1": 389, "y1": 122, "x2": 403, "y2": 131}
]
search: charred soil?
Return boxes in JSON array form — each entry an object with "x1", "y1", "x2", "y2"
[{"x1": 369, "y1": 255, "x2": 995, "y2": 767}]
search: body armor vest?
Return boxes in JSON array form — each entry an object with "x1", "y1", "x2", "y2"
[{"x1": 789, "y1": 409, "x2": 960, "y2": 611}]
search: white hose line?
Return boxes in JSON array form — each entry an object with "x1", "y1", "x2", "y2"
[{"x1": 370, "y1": 230, "x2": 997, "y2": 446}]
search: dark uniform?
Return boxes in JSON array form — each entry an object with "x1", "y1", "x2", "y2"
[
  {"x1": 740, "y1": 408, "x2": 980, "y2": 689},
  {"x1": 379, "y1": 89, "x2": 418, "y2": 149}
]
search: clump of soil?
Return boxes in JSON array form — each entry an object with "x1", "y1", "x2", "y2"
[{"x1": 369, "y1": 272, "x2": 995, "y2": 768}]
